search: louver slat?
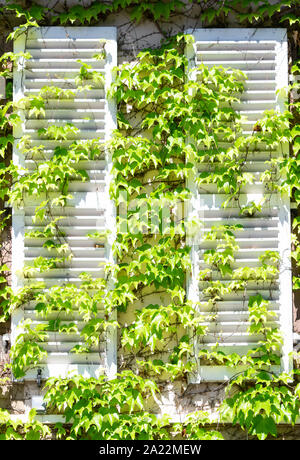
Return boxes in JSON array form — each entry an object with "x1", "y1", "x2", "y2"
[
  {"x1": 186, "y1": 29, "x2": 293, "y2": 382},
  {"x1": 12, "y1": 27, "x2": 117, "y2": 380}
]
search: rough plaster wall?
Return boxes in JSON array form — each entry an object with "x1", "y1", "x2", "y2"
[{"x1": 0, "y1": 0, "x2": 299, "y2": 439}]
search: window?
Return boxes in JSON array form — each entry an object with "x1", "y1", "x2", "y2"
[
  {"x1": 186, "y1": 28, "x2": 292, "y2": 382},
  {"x1": 12, "y1": 27, "x2": 117, "y2": 380},
  {"x1": 11, "y1": 26, "x2": 292, "y2": 383}
]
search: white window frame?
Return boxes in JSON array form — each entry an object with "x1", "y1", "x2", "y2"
[
  {"x1": 185, "y1": 28, "x2": 293, "y2": 382},
  {"x1": 11, "y1": 27, "x2": 117, "y2": 380}
]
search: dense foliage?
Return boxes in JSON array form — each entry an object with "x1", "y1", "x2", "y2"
[{"x1": 0, "y1": 0, "x2": 299, "y2": 441}]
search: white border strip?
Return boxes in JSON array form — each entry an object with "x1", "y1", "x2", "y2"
[
  {"x1": 9, "y1": 413, "x2": 300, "y2": 426},
  {"x1": 11, "y1": 30, "x2": 26, "y2": 362},
  {"x1": 275, "y1": 30, "x2": 293, "y2": 374},
  {"x1": 103, "y1": 28, "x2": 118, "y2": 380}
]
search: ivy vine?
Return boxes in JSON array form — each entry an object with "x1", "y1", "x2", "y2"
[{"x1": 0, "y1": 0, "x2": 299, "y2": 441}]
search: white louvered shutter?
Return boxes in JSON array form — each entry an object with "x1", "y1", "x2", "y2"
[
  {"x1": 12, "y1": 27, "x2": 117, "y2": 380},
  {"x1": 186, "y1": 28, "x2": 293, "y2": 382}
]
